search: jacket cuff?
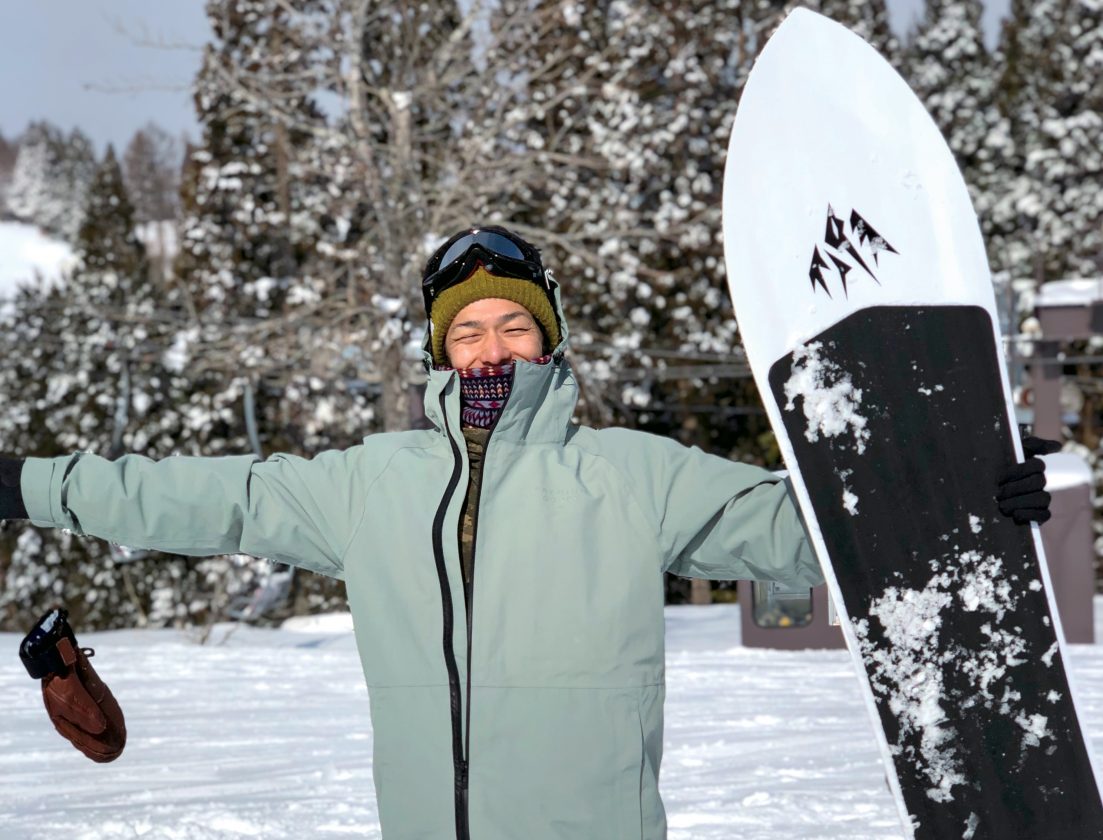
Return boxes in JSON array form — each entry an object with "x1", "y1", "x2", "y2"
[{"x1": 21, "y1": 456, "x2": 64, "y2": 527}]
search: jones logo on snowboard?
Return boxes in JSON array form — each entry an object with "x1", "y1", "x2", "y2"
[{"x1": 809, "y1": 205, "x2": 898, "y2": 298}]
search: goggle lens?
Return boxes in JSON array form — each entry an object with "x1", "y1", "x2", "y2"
[{"x1": 437, "y1": 230, "x2": 527, "y2": 269}]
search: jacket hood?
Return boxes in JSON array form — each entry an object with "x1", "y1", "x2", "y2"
[{"x1": 420, "y1": 274, "x2": 576, "y2": 444}]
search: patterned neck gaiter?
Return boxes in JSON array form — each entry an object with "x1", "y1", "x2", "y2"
[{"x1": 447, "y1": 355, "x2": 553, "y2": 429}]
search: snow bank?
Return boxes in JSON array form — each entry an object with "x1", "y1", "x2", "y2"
[
  {"x1": 1042, "y1": 452, "x2": 1093, "y2": 491},
  {"x1": 1035, "y1": 278, "x2": 1103, "y2": 308},
  {"x1": 0, "y1": 220, "x2": 76, "y2": 298}
]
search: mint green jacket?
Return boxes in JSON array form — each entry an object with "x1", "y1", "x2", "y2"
[{"x1": 21, "y1": 293, "x2": 820, "y2": 840}]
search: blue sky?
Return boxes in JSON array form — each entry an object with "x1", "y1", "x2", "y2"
[
  {"x1": 0, "y1": 1, "x2": 209, "y2": 152},
  {"x1": 0, "y1": 0, "x2": 1010, "y2": 153}
]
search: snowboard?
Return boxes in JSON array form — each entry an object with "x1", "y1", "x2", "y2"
[{"x1": 721, "y1": 10, "x2": 1103, "y2": 840}]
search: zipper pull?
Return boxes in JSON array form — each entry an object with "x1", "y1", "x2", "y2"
[{"x1": 456, "y1": 758, "x2": 468, "y2": 793}]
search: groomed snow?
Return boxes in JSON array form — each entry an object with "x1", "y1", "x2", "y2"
[{"x1": 3, "y1": 602, "x2": 1103, "y2": 839}]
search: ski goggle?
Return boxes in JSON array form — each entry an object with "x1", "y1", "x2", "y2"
[{"x1": 421, "y1": 229, "x2": 548, "y2": 316}]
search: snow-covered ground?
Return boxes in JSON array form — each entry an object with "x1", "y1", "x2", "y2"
[
  {"x1": 0, "y1": 220, "x2": 75, "y2": 299},
  {"x1": 3, "y1": 602, "x2": 1103, "y2": 839}
]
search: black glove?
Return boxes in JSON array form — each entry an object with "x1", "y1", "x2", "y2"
[
  {"x1": 0, "y1": 457, "x2": 27, "y2": 520},
  {"x1": 996, "y1": 436, "x2": 1061, "y2": 525}
]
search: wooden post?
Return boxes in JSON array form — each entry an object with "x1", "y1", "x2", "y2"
[{"x1": 690, "y1": 579, "x2": 712, "y2": 605}]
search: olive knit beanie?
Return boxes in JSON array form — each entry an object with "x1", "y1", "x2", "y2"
[{"x1": 430, "y1": 266, "x2": 561, "y2": 366}]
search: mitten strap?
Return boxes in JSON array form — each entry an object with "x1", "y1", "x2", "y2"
[{"x1": 20, "y1": 606, "x2": 79, "y2": 679}]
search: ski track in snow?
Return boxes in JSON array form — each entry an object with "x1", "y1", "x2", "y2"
[{"x1": 4, "y1": 603, "x2": 1103, "y2": 839}]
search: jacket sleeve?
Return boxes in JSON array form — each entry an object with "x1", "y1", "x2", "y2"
[
  {"x1": 19, "y1": 448, "x2": 367, "y2": 580},
  {"x1": 598, "y1": 429, "x2": 823, "y2": 587}
]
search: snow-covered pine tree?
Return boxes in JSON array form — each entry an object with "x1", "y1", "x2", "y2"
[
  {"x1": 270, "y1": 0, "x2": 649, "y2": 433},
  {"x1": 1, "y1": 150, "x2": 185, "y2": 630},
  {"x1": 814, "y1": 0, "x2": 899, "y2": 63},
  {"x1": 54, "y1": 129, "x2": 98, "y2": 243},
  {"x1": 0, "y1": 131, "x2": 18, "y2": 214},
  {"x1": 174, "y1": 0, "x2": 336, "y2": 455},
  {"x1": 987, "y1": 0, "x2": 1095, "y2": 282},
  {"x1": 0, "y1": 292, "x2": 91, "y2": 632},
  {"x1": 7, "y1": 122, "x2": 63, "y2": 231},
  {"x1": 6, "y1": 123, "x2": 96, "y2": 243},
  {"x1": 906, "y1": 0, "x2": 1009, "y2": 271},
  {"x1": 735, "y1": 0, "x2": 899, "y2": 66},
  {"x1": 1022, "y1": 0, "x2": 1103, "y2": 280},
  {"x1": 45, "y1": 146, "x2": 152, "y2": 455},
  {"x1": 496, "y1": 1, "x2": 775, "y2": 459},
  {"x1": 171, "y1": 0, "x2": 363, "y2": 622}
]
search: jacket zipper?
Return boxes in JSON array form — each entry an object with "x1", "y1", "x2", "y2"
[
  {"x1": 461, "y1": 420, "x2": 496, "y2": 840},
  {"x1": 432, "y1": 392, "x2": 469, "y2": 840}
]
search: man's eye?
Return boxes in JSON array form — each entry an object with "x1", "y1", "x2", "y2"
[{"x1": 507, "y1": 327, "x2": 531, "y2": 334}]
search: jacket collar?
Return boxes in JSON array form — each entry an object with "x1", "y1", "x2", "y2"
[{"x1": 420, "y1": 278, "x2": 577, "y2": 445}]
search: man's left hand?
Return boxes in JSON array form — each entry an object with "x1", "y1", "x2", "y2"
[{"x1": 996, "y1": 436, "x2": 1061, "y2": 525}]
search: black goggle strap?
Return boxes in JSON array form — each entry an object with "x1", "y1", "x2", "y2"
[
  {"x1": 20, "y1": 607, "x2": 77, "y2": 679},
  {"x1": 422, "y1": 247, "x2": 546, "y2": 312}
]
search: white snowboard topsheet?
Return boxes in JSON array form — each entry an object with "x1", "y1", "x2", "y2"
[{"x1": 723, "y1": 8, "x2": 996, "y2": 364}]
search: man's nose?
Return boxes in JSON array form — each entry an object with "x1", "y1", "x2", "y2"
[{"x1": 481, "y1": 332, "x2": 512, "y2": 367}]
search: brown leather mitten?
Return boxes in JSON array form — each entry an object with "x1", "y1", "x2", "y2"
[{"x1": 20, "y1": 607, "x2": 126, "y2": 762}]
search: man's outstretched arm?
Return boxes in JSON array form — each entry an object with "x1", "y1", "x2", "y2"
[{"x1": 7, "y1": 449, "x2": 366, "y2": 579}]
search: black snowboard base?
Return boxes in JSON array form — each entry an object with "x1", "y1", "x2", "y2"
[{"x1": 769, "y1": 305, "x2": 1103, "y2": 840}]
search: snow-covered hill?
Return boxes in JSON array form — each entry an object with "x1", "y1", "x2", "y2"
[
  {"x1": 0, "y1": 220, "x2": 75, "y2": 299},
  {"x1": 3, "y1": 603, "x2": 1103, "y2": 839}
]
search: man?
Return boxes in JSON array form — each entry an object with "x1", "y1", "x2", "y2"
[{"x1": 3, "y1": 225, "x2": 1053, "y2": 839}]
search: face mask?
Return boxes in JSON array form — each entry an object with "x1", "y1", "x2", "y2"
[{"x1": 454, "y1": 355, "x2": 552, "y2": 428}]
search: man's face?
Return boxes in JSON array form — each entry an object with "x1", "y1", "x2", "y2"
[{"x1": 444, "y1": 297, "x2": 544, "y2": 369}]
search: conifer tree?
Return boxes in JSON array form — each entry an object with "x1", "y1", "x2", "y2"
[
  {"x1": 985, "y1": 0, "x2": 1103, "y2": 281},
  {"x1": 0, "y1": 131, "x2": 18, "y2": 212},
  {"x1": 170, "y1": 0, "x2": 362, "y2": 621},
  {"x1": 906, "y1": 0, "x2": 1011, "y2": 271},
  {"x1": 908, "y1": 0, "x2": 994, "y2": 174},
  {"x1": 1, "y1": 150, "x2": 182, "y2": 630},
  {"x1": 482, "y1": 0, "x2": 766, "y2": 458},
  {"x1": 8, "y1": 122, "x2": 63, "y2": 231},
  {"x1": 56, "y1": 129, "x2": 98, "y2": 242},
  {"x1": 815, "y1": 0, "x2": 899, "y2": 63},
  {"x1": 7, "y1": 123, "x2": 96, "y2": 243},
  {"x1": 1026, "y1": 0, "x2": 1103, "y2": 279},
  {"x1": 174, "y1": 0, "x2": 335, "y2": 453}
]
